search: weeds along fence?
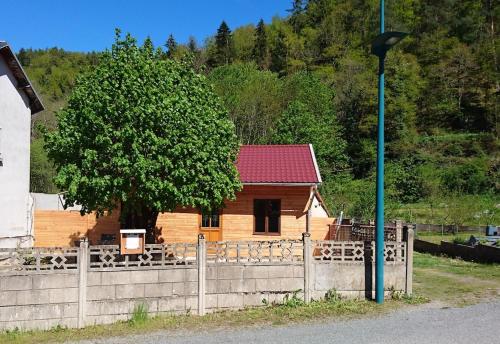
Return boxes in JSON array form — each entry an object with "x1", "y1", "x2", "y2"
[{"x1": 0, "y1": 231, "x2": 413, "y2": 331}]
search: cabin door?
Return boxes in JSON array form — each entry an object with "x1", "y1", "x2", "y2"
[
  {"x1": 199, "y1": 228, "x2": 222, "y2": 242},
  {"x1": 199, "y1": 209, "x2": 222, "y2": 242}
]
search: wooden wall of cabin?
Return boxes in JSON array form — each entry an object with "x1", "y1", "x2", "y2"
[
  {"x1": 223, "y1": 185, "x2": 313, "y2": 241},
  {"x1": 33, "y1": 210, "x2": 121, "y2": 247},
  {"x1": 33, "y1": 185, "x2": 334, "y2": 247}
]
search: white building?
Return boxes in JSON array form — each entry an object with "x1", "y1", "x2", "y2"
[{"x1": 0, "y1": 41, "x2": 44, "y2": 248}]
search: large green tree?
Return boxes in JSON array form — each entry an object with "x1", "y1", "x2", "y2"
[
  {"x1": 270, "y1": 30, "x2": 288, "y2": 75},
  {"x1": 44, "y1": 31, "x2": 241, "y2": 240},
  {"x1": 273, "y1": 72, "x2": 348, "y2": 179},
  {"x1": 165, "y1": 34, "x2": 177, "y2": 58},
  {"x1": 253, "y1": 19, "x2": 269, "y2": 69},
  {"x1": 209, "y1": 62, "x2": 282, "y2": 144},
  {"x1": 213, "y1": 21, "x2": 234, "y2": 66}
]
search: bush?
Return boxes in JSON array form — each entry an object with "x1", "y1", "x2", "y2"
[
  {"x1": 442, "y1": 161, "x2": 490, "y2": 194},
  {"x1": 386, "y1": 157, "x2": 426, "y2": 203}
]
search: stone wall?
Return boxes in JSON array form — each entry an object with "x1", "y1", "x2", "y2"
[{"x1": 0, "y1": 232, "x2": 413, "y2": 331}]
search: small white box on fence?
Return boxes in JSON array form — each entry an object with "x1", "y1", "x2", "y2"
[{"x1": 120, "y1": 229, "x2": 146, "y2": 255}]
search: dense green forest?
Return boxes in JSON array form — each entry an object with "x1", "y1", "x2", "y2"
[{"x1": 23, "y1": 0, "x2": 498, "y2": 225}]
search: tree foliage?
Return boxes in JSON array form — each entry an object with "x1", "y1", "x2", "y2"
[
  {"x1": 30, "y1": 137, "x2": 58, "y2": 193},
  {"x1": 44, "y1": 32, "x2": 241, "y2": 236},
  {"x1": 211, "y1": 21, "x2": 234, "y2": 67},
  {"x1": 208, "y1": 63, "x2": 283, "y2": 144},
  {"x1": 165, "y1": 34, "x2": 177, "y2": 58},
  {"x1": 253, "y1": 19, "x2": 269, "y2": 69},
  {"x1": 21, "y1": 0, "x2": 499, "y2": 220},
  {"x1": 273, "y1": 72, "x2": 348, "y2": 179}
]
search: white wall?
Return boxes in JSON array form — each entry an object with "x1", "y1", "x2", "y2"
[
  {"x1": 310, "y1": 194, "x2": 328, "y2": 218},
  {"x1": 31, "y1": 193, "x2": 82, "y2": 211},
  {"x1": 0, "y1": 54, "x2": 33, "y2": 248}
]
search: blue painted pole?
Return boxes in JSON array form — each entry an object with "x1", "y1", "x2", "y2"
[{"x1": 375, "y1": 0, "x2": 385, "y2": 304}]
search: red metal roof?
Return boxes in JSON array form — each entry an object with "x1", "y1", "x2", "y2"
[{"x1": 236, "y1": 145, "x2": 321, "y2": 184}]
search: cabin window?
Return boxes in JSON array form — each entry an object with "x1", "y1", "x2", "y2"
[
  {"x1": 254, "y1": 199, "x2": 281, "y2": 235},
  {"x1": 201, "y1": 209, "x2": 220, "y2": 228}
]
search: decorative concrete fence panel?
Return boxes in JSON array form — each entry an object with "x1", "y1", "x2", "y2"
[
  {"x1": 206, "y1": 240, "x2": 303, "y2": 264},
  {"x1": 0, "y1": 229, "x2": 414, "y2": 331}
]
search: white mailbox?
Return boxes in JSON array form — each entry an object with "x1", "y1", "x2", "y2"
[{"x1": 120, "y1": 229, "x2": 146, "y2": 255}]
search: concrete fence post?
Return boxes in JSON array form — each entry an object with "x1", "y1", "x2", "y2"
[
  {"x1": 395, "y1": 220, "x2": 403, "y2": 259},
  {"x1": 395, "y1": 220, "x2": 402, "y2": 242},
  {"x1": 77, "y1": 240, "x2": 88, "y2": 328},
  {"x1": 197, "y1": 234, "x2": 206, "y2": 316},
  {"x1": 302, "y1": 232, "x2": 312, "y2": 303},
  {"x1": 405, "y1": 226, "x2": 414, "y2": 295}
]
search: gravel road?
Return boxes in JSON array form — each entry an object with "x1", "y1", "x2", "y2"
[{"x1": 74, "y1": 301, "x2": 500, "y2": 344}]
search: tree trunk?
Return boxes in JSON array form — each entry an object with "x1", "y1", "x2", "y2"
[{"x1": 120, "y1": 202, "x2": 159, "y2": 244}]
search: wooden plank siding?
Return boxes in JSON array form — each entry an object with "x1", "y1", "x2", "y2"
[
  {"x1": 33, "y1": 210, "x2": 121, "y2": 247},
  {"x1": 34, "y1": 185, "x2": 334, "y2": 247}
]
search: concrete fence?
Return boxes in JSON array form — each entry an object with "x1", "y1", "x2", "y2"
[{"x1": 0, "y1": 230, "x2": 414, "y2": 331}]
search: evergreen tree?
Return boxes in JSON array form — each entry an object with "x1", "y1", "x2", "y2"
[
  {"x1": 165, "y1": 34, "x2": 177, "y2": 58},
  {"x1": 270, "y1": 30, "x2": 287, "y2": 75},
  {"x1": 214, "y1": 21, "x2": 234, "y2": 66},
  {"x1": 288, "y1": 0, "x2": 306, "y2": 33},
  {"x1": 187, "y1": 36, "x2": 198, "y2": 53},
  {"x1": 252, "y1": 19, "x2": 268, "y2": 69},
  {"x1": 17, "y1": 48, "x2": 30, "y2": 66}
]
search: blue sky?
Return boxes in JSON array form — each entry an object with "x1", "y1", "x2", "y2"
[{"x1": 3, "y1": 0, "x2": 289, "y2": 52}]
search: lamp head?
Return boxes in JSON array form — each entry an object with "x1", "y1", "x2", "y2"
[{"x1": 371, "y1": 31, "x2": 408, "y2": 57}]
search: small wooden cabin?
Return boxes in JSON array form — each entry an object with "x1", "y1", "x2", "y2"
[{"x1": 34, "y1": 145, "x2": 334, "y2": 246}]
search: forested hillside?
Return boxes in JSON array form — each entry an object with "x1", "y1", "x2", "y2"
[{"x1": 22, "y1": 0, "x2": 499, "y2": 225}]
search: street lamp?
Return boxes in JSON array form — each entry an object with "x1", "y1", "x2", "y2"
[{"x1": 371, "y1": 0, "x2": 407, "y2": 304}]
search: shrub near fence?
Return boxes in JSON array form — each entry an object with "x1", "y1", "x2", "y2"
[{"x1": 0, "y1": 231, "x2": 413, "y2": 331}]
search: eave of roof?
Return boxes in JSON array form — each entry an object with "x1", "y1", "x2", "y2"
[{"x1": 0, "y1": 41, "x2": 44, "y2": 115}]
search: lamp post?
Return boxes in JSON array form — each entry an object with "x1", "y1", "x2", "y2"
[{"x1": 371, "y1": 0, "x2": 407, "y2": 304}]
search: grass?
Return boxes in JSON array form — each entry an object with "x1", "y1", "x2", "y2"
[
  {"x1": 413, "y1": 252, "x2": 500, "y2": 306},
  {"x1": 391, "y1": 194, "x2": 500, "y2": 226},
  {"x1": 1, "y1": 297, "x2": 405, "y2": 344},
  {"x1": 2, "y1": 254, "x2": 498, "y2": 344},
  {"x1": 416, "y1": 230, "x2": 484, "y2": 244},
  {"x1": 129, "y1": 303, "x2": 149, "y2": 325}
]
